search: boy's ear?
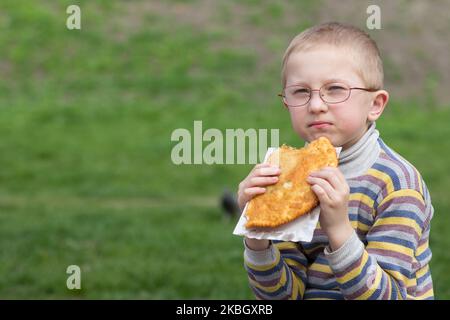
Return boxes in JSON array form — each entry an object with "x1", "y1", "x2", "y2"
[{"x1": 368, "y1": 90, "x2": 389, "y2": 122}]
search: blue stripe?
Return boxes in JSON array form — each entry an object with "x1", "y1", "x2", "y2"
[
  {"x1": 389, "y1": 276, "x2": 398, "y2": 299},
  {"x1": 308, "y1": 279, "x2": 339, "y2": 290},
  {"x1": 246, "y1": 258, "x2": 284, "y2": 276},
  {"x1": 377, "y1": 261, "x2": 411, "y2": 279},
  {"x1": 417, "y1": 248, "x2": 431, "y2": 262},
  {"x1": 349, "y1": 213, "x2": 372, "y2": 226},
  {"x1": 304, "y1": 289, "x2": 344, "y2": 300},
  {"x1": 350, "y1": 186, "x2": 378, "y2": 202},
  {"x1": 291, "y1": 267, "x2": 308, "y2": 285},
  {"x1": 314, "y1": 255, "x2": 329, "y2": 265},
  {"x1": 372, "y1": 163, "x2": 402, "y2": 190},
  {"x1": 366, "y1": 235, "x2": 415, "y2": 250},
  {"x1": 417, "y1": 269, "x2": 431, "y2": 286},
  {"x1": 282, "y1": 254, "x2": 308, "y2": 266}
]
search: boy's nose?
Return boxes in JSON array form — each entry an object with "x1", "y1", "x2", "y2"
[{"x1": 308, "y1": 91, "x2": 328, "y2": 113}]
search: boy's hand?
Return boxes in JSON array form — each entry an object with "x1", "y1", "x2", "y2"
[
  {"x1": 238, "y1": 163, "x2": 281, "y2": 251},
  {"x1": 237, "y1": 163, "x2": 281, "y2": 211},
  {"x1": 307, "y1": 167, "x2": 353, "y2": 251}
]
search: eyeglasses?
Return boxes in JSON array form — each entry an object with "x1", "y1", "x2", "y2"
[{"x1": 278, "y1": 82, "x2": 379, "y2": 108}]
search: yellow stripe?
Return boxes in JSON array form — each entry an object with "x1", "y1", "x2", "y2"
[
  {"x1": 249, "y1": 267, "x2": 287, "y2": 293},
  {"x1": 374, "y1": 216, "x2": 422, "y2": 238},
  {"x1": 338, "y1": 251, "x2": 369, "y2": 283},
  {"x1": 378, "y1": 189, "x2": 424, "y2": 208},
  {"x1": 349, "y1": 193, "x2": 376, "y2": 217},
  {"x1": 274, "y1": 242, "x2": 299, "y2": 251},
  {"x1": 367, "y1": 241, "x2": 413, "y2": 257},
  {"x1": 350, "y1": 192, "x2": 376, "y2": 207},
  {"x1": 246, "y1": 250, "x2": 280, "y2": 272},
  {"x1": 407, "y1": 278, "x2": 418, "y2": 293},
  {"x1": 416, "y1": 265, "x2": 429, "y2": 278},
  {"x1": 315, "y1": 221, "x2": 322, "y2": 230},
  {"x1": 309, "y1": 262, "x2": 332, "y2": 274},
  {"x1": 368, "y1": 168, "x2": 395, "y2": 195},
  {"x1": 297, "y1": 276, "x2": 305, "y2": 297},
  {"x1": 355, "y1": 268, "x2": 383, "y2": 300},
  {"x1": 285, "y1": 258, "x2": 307, "y2": 273},
  {"x1": 383, "y1": 269, "x2": 412, "y2": 287},
  {"x1": 417, "y1": 287, "x2": 434, "y2": 299},
  {"x1": 416, "y1": 240, "x2": 428, "y2": 256},
  {"x1": 356, "y1": 220, "x2": 371, "y2": 232}
]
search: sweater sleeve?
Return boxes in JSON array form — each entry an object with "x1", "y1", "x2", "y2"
[
  {"x1": 324, "y1": 189, "x2": 432, "y2": 299},
  {"x1": 243, "y1": 239, "x2": 309, "y2": 300}
]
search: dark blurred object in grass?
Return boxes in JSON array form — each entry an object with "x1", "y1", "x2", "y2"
[{"x1": 220, "y1": 188, "x2": 240, "y2": 218}]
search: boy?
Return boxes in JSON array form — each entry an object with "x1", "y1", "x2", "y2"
[{"x1": 237, "y1": 22, "x2": 434, "y2": 300}]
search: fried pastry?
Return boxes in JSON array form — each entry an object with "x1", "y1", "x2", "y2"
[{"x1": 245, "y1": 137, "x2": 338, "y2": 228}]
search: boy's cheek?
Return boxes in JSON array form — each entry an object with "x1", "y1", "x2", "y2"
[
  {"x1": 288, "y1": 111, "x2": 309, "y2": 138},
  {"x1": 338, "y1": 108, "x2": 367, "y2": 130}
]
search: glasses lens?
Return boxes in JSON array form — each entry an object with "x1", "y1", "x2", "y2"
[
  {"x1": 284, "y1": 86, "x2": 310, "y2": 106},
  {"x1": 320, "y1": 83, "x2": 350, "y2": 103}
]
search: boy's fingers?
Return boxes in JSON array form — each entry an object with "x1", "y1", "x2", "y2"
[
  {"x1": 252, "y1": 163, "x2": 271, "y2": 173},
  {"x1": 250, "y1": 176, "x2": 279, "y2": 186},
  {"x1": 322, "y1": 167, "x2": 346, "y2": 182},
  {"x1": 256, "y1": 166, "x2": 281, "y2": 176},
  {"x1": 252, "y1": 162, "x2": 270, "y2": 171},
  {"x1": 244, "y1": 187, "x2": 266, "y2": 196},
  {"x1": 309, "y1": 168, "x2": 341, "y2": 189},
  {"x1": 308, "y1": 177, "x2": 334, "y2": 201},
  {"x1": 249, "y1": 163, "x2": 271, "y2": 177},
  {"x1": 255, "y1": 163, "x2": 271, "y2": 169},
  {"x1": 311, "y1": 184, "x2": 332, "y2": 203}
]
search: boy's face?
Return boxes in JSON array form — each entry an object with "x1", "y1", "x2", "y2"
[{"x1": 284, "y1": 45, "x2": 387, "y2": 150}]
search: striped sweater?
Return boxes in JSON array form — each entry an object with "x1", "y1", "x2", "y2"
[{"x1": 243, "y1": 124, "x2": 434, "y2": 300}]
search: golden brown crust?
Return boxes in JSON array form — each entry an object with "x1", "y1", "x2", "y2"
[{"x1": 245, "y1": 137, "x2": 338, "y2": 228}]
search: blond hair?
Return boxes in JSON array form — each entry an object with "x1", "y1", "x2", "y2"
[{"x1": 281, "y1": 22, "x2": 384, "y2": 89}]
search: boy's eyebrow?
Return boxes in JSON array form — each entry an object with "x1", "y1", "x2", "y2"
[
  {"x1": 325, "y1": 78, "x2": 350, "y2": 84},
  {"x1": 285, "y1": 80, "x2": 308, "y2": 87},
  {"x1": 286, "y1": 78, "x2": 352, "y2": 87}
]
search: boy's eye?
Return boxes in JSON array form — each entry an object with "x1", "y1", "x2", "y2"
[
  {"x1": 292, "y1": 88, "x2": 310, "y2": 95},
  {"x1": 327, "y1": 85, "x2": 346, "y2": 91}
]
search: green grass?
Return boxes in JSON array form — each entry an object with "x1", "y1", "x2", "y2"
[
  {"x1": 0, "y1": 199, "x2": 250, "y2": 299},
  {"x1": 0, "y1": 0, "x2": 449, "y2": 299}
]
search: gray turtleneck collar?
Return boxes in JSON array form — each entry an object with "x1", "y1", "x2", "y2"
[{"x1": 338, "y1": 122, "x2": 380, "y2": 179}]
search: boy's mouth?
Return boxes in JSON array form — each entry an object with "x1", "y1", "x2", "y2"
[{"x1": 308, "y1": 121, "x2": 332, "y2": 128}]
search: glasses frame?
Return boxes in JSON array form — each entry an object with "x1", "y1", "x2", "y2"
[{"x1": 278, "y1": 82, "x2": 379, "y2": 108}]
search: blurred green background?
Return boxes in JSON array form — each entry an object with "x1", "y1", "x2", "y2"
[{"x1": 0, "y1": 0, "x2": 449, "y2": 299}]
